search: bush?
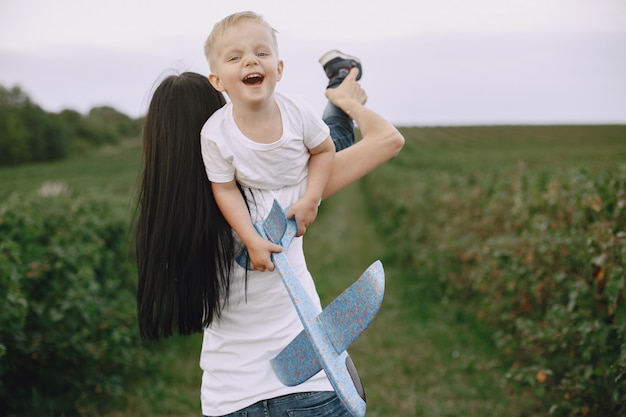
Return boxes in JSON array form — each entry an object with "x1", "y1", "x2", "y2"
[
  {"x1": 441, "y1": 167, "x2": 626, "y2": 416},
  {"x1": 364, "y1": 129, "x2": 626, "y2": 416},
  {"x1": 0, "y1": 84, "x2": 141, "y2": 166},
  {"x1": 0, "y1": 85, "x2": 70, "y2": 165},
  {"x1": 86, "y1": 106, "x2": 139, "y2": 140},
  {"x1": 0, "y1": 191, "x2": 152, "y2": 416}
]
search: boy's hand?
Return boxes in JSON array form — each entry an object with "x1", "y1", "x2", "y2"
[
  {"x1": 286, "y1": 197, "x2": 319, "y2": 237},
  {"x1": 246, "y1": 235, "x2": 283, "y2": 272}
]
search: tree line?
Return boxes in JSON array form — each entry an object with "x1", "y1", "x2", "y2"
[{"x1": 0, "y1": 84, "x2": 139, "y2": 166}]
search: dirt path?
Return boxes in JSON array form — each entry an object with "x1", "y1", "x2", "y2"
[
  {"x1": 306, "y1": 182, "x2": 537, "y2": 417},
  {"x1": 306, "y1": 182, "x2": 386, "y2": 298}
]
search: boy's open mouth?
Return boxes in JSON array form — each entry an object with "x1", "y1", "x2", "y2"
[{"x1": 243, "y1": 73, "x2": 264, "y2": 86}]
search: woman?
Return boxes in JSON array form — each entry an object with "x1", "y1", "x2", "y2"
[{"x1": 136, "y1": 67, "x2": 404, "y2": 416}]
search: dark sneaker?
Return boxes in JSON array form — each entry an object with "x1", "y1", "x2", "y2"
[{"x1": 319, "y1": 50, "x2": 362, "y2": 86}]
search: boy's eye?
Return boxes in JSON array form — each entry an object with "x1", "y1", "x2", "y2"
[
  {"x1": 228, "y1": 56, "x2": 240, "y2": 62},
  {"x1": 257, "y1": 52, "x2": 268, "y2": 57}
]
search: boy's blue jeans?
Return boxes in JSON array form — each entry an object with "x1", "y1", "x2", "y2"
[
  {"x1": 204, "y1": 391, "x2": 351, "y2": 417},
  {"x1": 324, "y1": 101, "x2": 355, "y2": 152},
  {"x1": 324, "y1": 69, "x2": 355, "y2": 152}
]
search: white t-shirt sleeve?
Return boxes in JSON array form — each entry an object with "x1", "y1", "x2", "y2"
[
  {"x1": 202, "y1": 138, "x2": 235, "y2": 183},
  {"x1": 290, "y1": 95, "x2": 330, "y2": 150},
  {"x1": 200, "y1": 110, "x2": 236, "y2": 184}
]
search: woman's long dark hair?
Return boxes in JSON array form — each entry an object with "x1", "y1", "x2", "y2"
[{"x1": 135, "y1": 72, "x2": 233, "y2": 340}]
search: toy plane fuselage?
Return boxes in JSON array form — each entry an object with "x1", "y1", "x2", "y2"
[{"x1": 244, "y1": 200, "x2": 384, "y2": 417}]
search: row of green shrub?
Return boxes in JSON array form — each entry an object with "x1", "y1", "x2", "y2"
[
  {"x1": 0, "y1": 191, "x2": 154, "y2": 416},
  {"x1": 0, "y1": 85, "x2": 139, "y2": 166},
  {"x1": 365, "y1": 129, "x2": 625, "y2": 416}
]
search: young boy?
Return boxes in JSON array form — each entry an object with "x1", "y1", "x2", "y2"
[{"x1": 201, "y1": 11, "x2": 337, "y2": 272}]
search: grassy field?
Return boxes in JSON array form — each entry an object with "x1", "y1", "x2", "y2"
[
  {"x1": 356, "y1": 124, "x2": 625, "y2": 416},
  {"x1": 307, "y1": 183, "x2": 537, "y2": 417},
  {"x1": 1, "y1": 125, "x2": 624, "y2": 416},
  {"x1": 0, "y1": 138, "x2": 143, "y2": 217}
]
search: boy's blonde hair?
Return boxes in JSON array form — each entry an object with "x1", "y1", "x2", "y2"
[{"x1": 204, "y1": 11, "x2": 279, "y2": 71}]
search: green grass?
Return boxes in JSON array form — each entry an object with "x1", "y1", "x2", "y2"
[
  {"x1": 308, "y1": 184, "x2": 537, "y2": 416},
  {"x1": 2, "y1": 125, "x2": 624, "y2": 416},
  {"x1": 359, "y1": 125, "x2": 626, "y2": 416},
  {"x1": 311, "y1": 170, "x2": 556, "y2": 416},
  {"x1": 107, "y1": 335, "x2": 204, "y2": 417},
  {"x1": 392, "y1": 125, "x2": 626, "y2": 179},
  {"x1": 0, "y1": 137, "x2": 143, "y2": 217}
]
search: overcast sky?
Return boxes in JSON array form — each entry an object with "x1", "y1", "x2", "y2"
[{"x1": 1, "y1": 0, "x2": 625, "y2": 126}]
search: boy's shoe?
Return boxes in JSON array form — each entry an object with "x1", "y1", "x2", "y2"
[{"x1": 319, "y1": 50, "x2": 362, "y2": 85}]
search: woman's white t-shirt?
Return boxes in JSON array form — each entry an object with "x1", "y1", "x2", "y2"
[{"x1": 199, "y1": 93, "x2": 333, "y2": 416}]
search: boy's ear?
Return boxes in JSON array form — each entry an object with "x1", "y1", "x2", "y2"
[
  {"x1": 208, "y1": 73, "x2": 225, "y2": 92},
  {"x1": 276, "y1": 60, "x2": 284, "y2": 82},
  {"x1": 276, "y1": 59, "x2": 285, "y2": 81}
]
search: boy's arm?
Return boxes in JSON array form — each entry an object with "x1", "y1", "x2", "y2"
[
  {"x1": 211, "y1": 180, "x2": 282, "y2": 271},
  {"x1": 286, "y1": 136, "x2": 335, "y2": 236}
]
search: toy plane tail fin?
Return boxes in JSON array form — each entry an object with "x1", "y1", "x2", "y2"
[{"x1": 271, "y1": 260, "x2": 384, "y2": 386}]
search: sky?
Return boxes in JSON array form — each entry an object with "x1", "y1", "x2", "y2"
[{"x1": 1, "y1": 0, "x2": 625, "y2": 126}]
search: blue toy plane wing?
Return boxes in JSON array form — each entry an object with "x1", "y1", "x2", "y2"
[
  {"x1": 271, "y1": 260, "x2": 384, "y2": 386},
  {"x1": 272, "y1": 329, "x2": 320, "y2": 385}
]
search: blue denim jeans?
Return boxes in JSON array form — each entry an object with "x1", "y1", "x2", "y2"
[
  {"x1": 324, "y1": 69, "x2": 355, "y2": 152},
  {"x1": 204, "y1": 391, "x2": 351, "y2": 417},
  {"x1": 323, "y1": 102, "x2": 355, "y2": 152}
]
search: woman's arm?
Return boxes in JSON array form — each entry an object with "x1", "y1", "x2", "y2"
[{"x1": 322, "y1": 69, "x2": 405, "y2": 200}]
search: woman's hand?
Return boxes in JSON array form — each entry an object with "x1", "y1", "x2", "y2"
[
  {"x1": 325, "y1": 68, "x2": 367, "y2": 114},
  {"x1": 322, "y1": 70, "x2": 405, "y2": 200}
]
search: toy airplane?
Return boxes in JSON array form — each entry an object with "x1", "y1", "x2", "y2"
[{"x1": 240, "y1": 200, "x2": 384, "y2": 417}]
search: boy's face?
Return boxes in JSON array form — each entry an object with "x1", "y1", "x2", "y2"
[{"x1": 208, "y1": 19, "x2": 283, "y2": 107}]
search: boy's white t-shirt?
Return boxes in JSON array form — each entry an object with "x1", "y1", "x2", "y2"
[
  {"x1": 201, "y1": 92, "x2": 329, "y2": 191},
  {"x1": 199, "y1": 92, "x2": 333, "y2": 416}
]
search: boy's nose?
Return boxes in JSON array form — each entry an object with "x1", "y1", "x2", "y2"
[{"x1": 243, "y1": 54, "x2": 259, "y2": 66}]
